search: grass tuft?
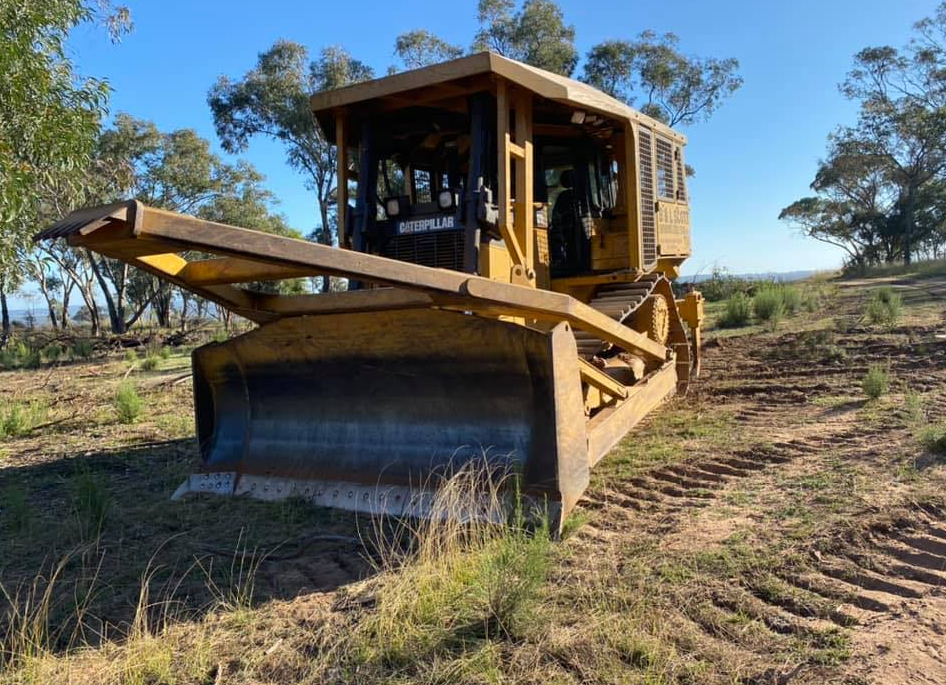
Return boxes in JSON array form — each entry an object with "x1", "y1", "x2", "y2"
[
  {"x1": 865, "y1": 287, "x2": 903, "y2": 327},
  {"x1": 718, "y1": 292, "x2": 751, "y2": 328},
  {"x1": 72, "y1": 466, "x2": 109, "y2": 541},
  {"x1": 861, "y1": 363, "x2": 890, "y2": 400},
  {"x1": 753, "y1": 284, "x2": 786, "y2": 326},
  {"x1": 1, "y1": 486, "x2": 32, "y2": 534},
  {"x1": 139, "y1": 354, "x2": 160, "y2": 371},
  {"x1": 0, "y1": 401, "x2": 48, "y2": 440},
  {"x1": 920, "y1": 422, "x2": 946, "y2": 455},
  {"x1": 325, "y1": 462, "x2": 553, "y2": 679},
  {"x1": 114, "y1": 382, "x2": 143, "y2": 424}
]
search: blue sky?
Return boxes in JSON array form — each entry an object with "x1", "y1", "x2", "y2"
[{"x1": 12, "y1": 0, "x2": 935, "y2": 310}]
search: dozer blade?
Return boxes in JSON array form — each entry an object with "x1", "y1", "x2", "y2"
[{"x1": 174, "y1": 308, "x2": 590, "y2": 525}]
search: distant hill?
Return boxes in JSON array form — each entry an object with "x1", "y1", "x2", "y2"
[{"x1": 680, "y1": 270, "x2": 822, "y2": 283}]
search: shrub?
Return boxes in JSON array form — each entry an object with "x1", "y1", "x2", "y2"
[
  {"x1": 124, "y1": 349, "x2": 139, "y2": 364},
  {"x1": 718, "y1": 293, "x2": 751, "y2": 328},
  {"x1": 140, "y1": 354, "x2": 160, "y2": 371},
  {"x1": 781, "y1": 285, "x2": 801, "y2": 315},
  {"x1": 71, "y1": 339, "x2": 93, "y2": 360},
  {"x1": 694, "y1": 267, "x2": 755, "y2": 302},
  {"x1": 0, "y1": 401, "x2": 48, "y2": 439},
  {"x1": 0, "y1": 341, "x2": 30, "y2": 369},
  {"x1": 22, "y1": 350, "x2": 41, "y2": 369},
  {"x1": 865, "y1": 287, "x2": 903, "y2": 327},
  {"x1": 753, "y1": 285, "x2": 785, "y2": 324},
  {"x1": 158, "y1": 346, "x2": 171, "y2": 360},
  {"x1": 920, "y1": 423, "x2": 946, "y2": 455},
  {"x1": 43, "y1": 344, "x2": 63, "y2": 362},
  {"x1": 114, "y1": 382, "x2": 143, "y2": 424},
  {"x1": 861, "y1": 364, "x2": 890, "y2": 399}
]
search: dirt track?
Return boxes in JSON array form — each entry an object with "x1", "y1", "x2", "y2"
[{"x1": 564, "y1": 280, "x2": 946, "y2": 684}]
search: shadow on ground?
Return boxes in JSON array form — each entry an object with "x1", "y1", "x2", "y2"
[{"x1": 0, "y1": 439, "x2": 374, "y2": 651}]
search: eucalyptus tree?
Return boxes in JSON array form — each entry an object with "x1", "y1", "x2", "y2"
[
  {"x1": 581, "y1": 31, "x2": 742, "y2": 127},
  {"x1": 782, "y1": 2, "x2": 946, "y2": 268},
  {"x1": 394, "y1": 29, "x2": 464, "y2": 70},
  {"x1": 89, "y1": 115, "x2": 288, "y2": 332},
  {"x1": 0, "y1": 0, "x2": 129, "y2": 338},
  {"x1": 472, "y1": 0, "x2": 577, "y2": 76},
  {"x1": 208, "y1": 42, "x2": 373, "y2": 292}
]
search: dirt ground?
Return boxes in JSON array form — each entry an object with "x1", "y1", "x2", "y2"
[{"x1": 2, "y1": 275, "x2": 946, "y2": 684}]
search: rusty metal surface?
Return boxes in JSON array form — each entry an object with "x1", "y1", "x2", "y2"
[{"x1": 189, "y1": 308, "x2": 589, "y2": 521}]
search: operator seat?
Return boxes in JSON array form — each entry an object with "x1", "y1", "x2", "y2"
[{"x1": 551, "y1": 168, "x2": 582, "y2": 274}]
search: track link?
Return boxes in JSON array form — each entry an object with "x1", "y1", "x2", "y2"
[{"x1": 573, "y1": 274, "x2": 662, "y2": 359}]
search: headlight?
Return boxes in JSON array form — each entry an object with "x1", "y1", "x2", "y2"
[
  {"x1": 438, "y1": 190, "x2": 454, "y2": 210},
  {"x1": 385, "y1": 198, "x2": 401, "y2": 218}
]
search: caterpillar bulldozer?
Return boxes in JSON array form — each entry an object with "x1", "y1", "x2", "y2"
[{"x1": 37, "y1": 52, "x2": 704, "y2": 531}]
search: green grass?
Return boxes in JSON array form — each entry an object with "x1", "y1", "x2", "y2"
[
  {"x1": 325, "y1": 468, "x2": 553, "y2": 680},
  {"x1": 861, "y1": 364, "x2": 890, "y2": 400},
  {"x1": 903, "y1": 390, "x2": 925, "y2": 424},
  {"x1": 72, "y1": 466, "x2": 109, "y2": 541},
  {"x1": 139, "y1": 354, "x2": 160, "y2": 371},
  {"x1": 114, "y1": 382, "x2": 144, "y2": 424},
  {"x1": 0, "y1": 341, "x2": 40, "y2": 370},
  {"x1": 920, "y1": 422, "x2": 946, "y2": 455},
  {"x1": 0, "y1": 401, "x2": 49, "y2": 440},
  {"x1": 71, "y1": 339, "x2": 93, "y2": 360},
  {"x1": 717, "y1": 292, "x2": 751, "y2": 328},
  {"x1": 753, "y1": 284, "x2": 786, "y2": 326},
  {"x1": 1, "y1": 486, "x2": 32, "y2": 533},
  {"x1": 865, "y1": 287, "x2": 903, "y2": 327}
]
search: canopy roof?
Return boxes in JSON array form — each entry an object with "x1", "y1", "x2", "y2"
[{"x1": 310, "y1": 51, "x2": 685, "y2": 145}]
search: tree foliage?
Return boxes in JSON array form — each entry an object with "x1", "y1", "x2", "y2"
[
  {"x1": 87, "y1": 114, "x2": 298, "y2": 331},
  {"x1": 394, "y1": 30, "x2": 464, "y2": 70},
  {"x1": 781, "y1": 3, "x2": 946, "y2": 268},
  {"x1": 0, "y1": 0, "x2": 129, "y2": 335},
  {"x1": 208, "y1": 42, "x2": 372, "y2": 291},
  {"x1": 581, "y1": 31, "x2": 742, "y2": 127},
  {"x1": 472, "y1": 0, "x2": 577, "y2": 76}
]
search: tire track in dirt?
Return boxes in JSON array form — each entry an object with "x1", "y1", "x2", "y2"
[{"x1": 573, "y1": 316, "x2": 946, "y2": 683}]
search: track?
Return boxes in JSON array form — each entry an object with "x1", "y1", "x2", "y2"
[{"x1": 573, "y1": 274, "x2": 663, "y2": 359}]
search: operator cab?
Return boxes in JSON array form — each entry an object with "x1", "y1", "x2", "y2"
[
  {"x1": 347, "y1": 99, "x2": 621, "y2": 280},
  {"x1": 313, "y1": 52, "x2": 692, "y2": 289},
  {"x1": 538, "y1": 143, "x2": 618, "y2": 278}
]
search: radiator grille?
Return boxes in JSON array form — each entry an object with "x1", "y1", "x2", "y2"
[
  {"x1": 638, "y1": 127, "x2": 658, "y2": 267},
  {"x1": 675, "y1": 146, "x2": 687, "y2": 202},
  {"x1": 381, "y1": 231, "x2": 465, "y2": 271},
  {"x1": 656, "y1": 136, "x2": 675, "y2": 199}
]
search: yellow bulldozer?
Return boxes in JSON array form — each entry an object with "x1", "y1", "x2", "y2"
[{"x1": 37, "y1": 52, "x2": 704, "y2": 531}]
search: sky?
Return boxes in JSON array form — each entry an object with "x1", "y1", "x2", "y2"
[{"x1": 11, "y1": 0, "x2": 939, "y2": 308}]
